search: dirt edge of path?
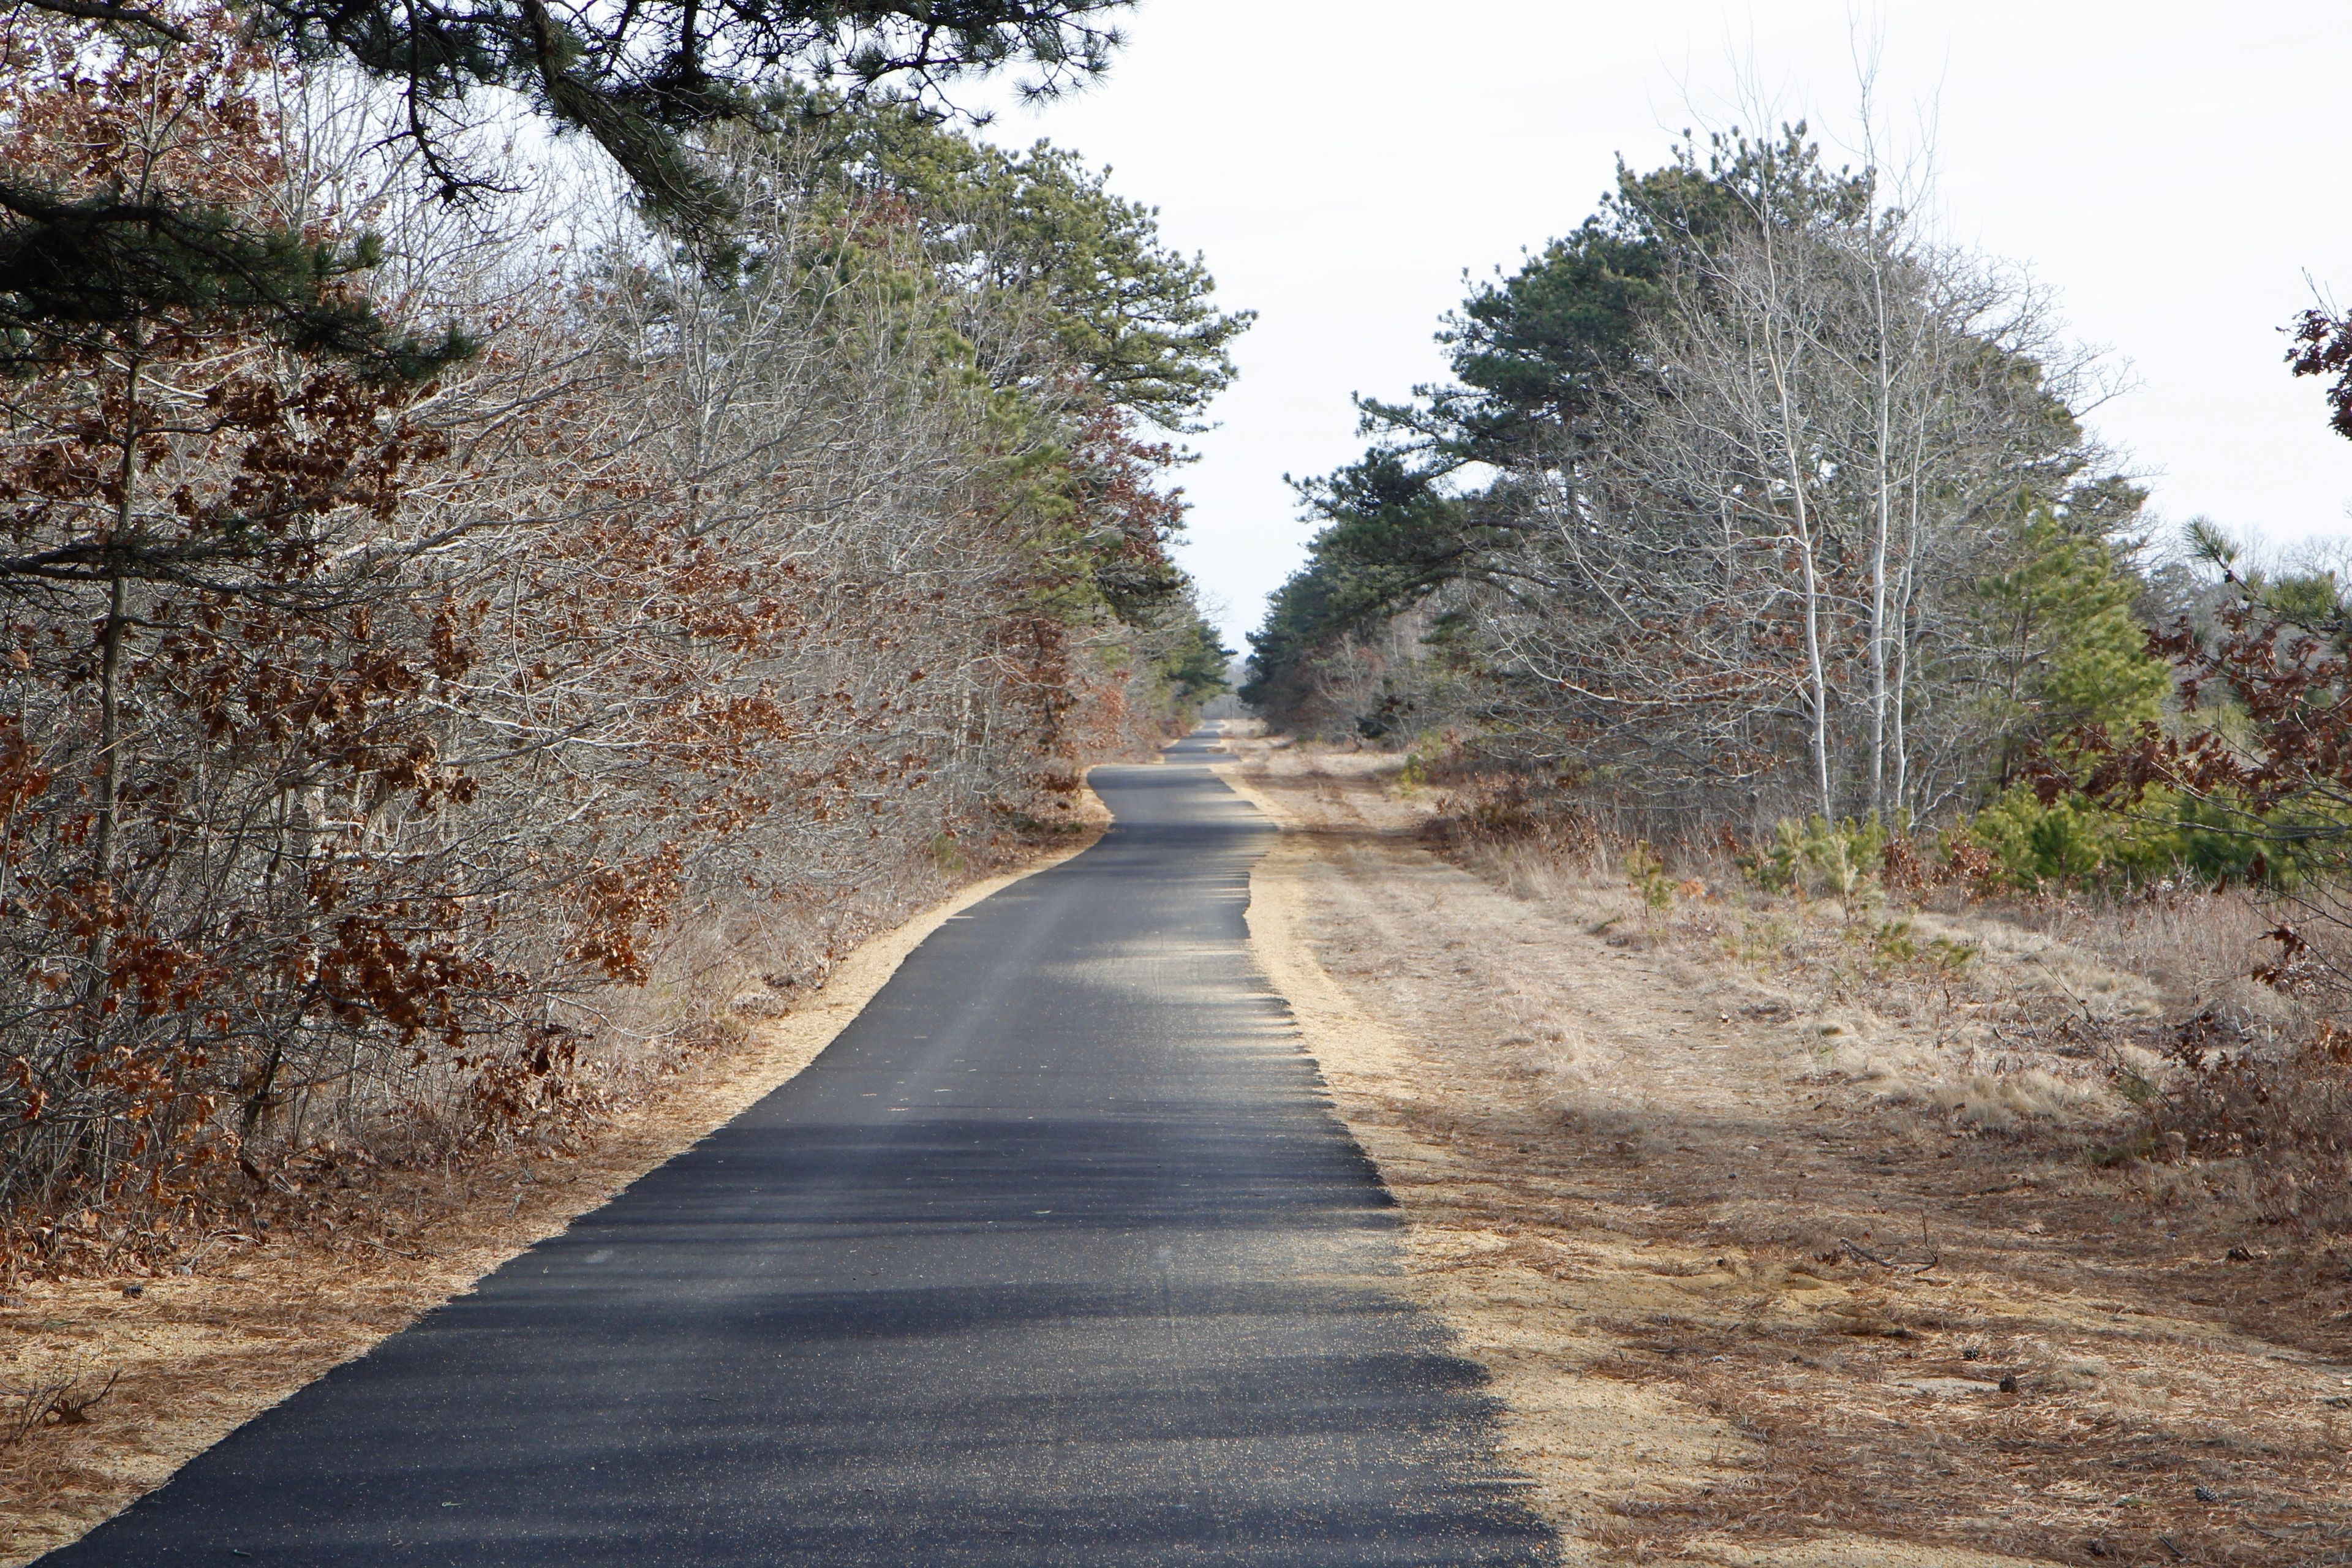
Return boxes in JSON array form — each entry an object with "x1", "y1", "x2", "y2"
[
  {"x1": 1215, "y1": 762, "x2": 2065, "y2": 1568},
  {"x1": 0, "y1": 785, "x2": 1111, "y2": 1566}
]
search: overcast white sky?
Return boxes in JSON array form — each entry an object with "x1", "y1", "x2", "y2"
[{"x1": 978, "y1": 1, "x2": 2352, "y2": 649}]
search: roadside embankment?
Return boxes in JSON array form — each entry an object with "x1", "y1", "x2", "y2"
[
  {"x1": 0, "y1": 794, "x2": 1109, "y2": 1565},
  {"x1": 1218, "y1": 740, "x2": 2352, "y2": 1568}
]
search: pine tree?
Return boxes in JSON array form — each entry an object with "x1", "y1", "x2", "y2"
[
  {"x1": 2, "y1": 0, "x2": 1129, "y2": 366},
  {"x1": 1982, "y1": 509, "x2": 2170, "y2": 755}
]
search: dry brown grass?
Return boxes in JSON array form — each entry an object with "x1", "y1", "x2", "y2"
[
  {"x1": 0, "y1": 796, "x2": 1109, "y2": 1565},
  {"x1": 1216, "y1": 737, "x2": 2352, "y2": 1568}
]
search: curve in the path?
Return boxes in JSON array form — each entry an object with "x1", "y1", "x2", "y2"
[{"x1": 47, "y1": 733, "x2": 1555, "y2": 1567}]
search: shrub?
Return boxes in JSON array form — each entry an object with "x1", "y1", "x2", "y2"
[
  {"x1": 1742, "y1": 816, "x2": 1887, "y2": 899},
  {"x1": 2146, "y1": 1015, "x2": 2352, "y2": 1222},
  {"x1": 1963, "y1": 782, "x2": 2328, "y2": 892},
  {"x1": 1625, "y1": 841, "x2": 1674, "y2": 910},
  {"x1": 1967, "y1": 785, "x2": 2113, "y2": 889}
]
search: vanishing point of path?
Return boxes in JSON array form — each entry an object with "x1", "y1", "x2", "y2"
[{"x1": 48, "y1": 734, "x2": 1555, "y2": 1567}]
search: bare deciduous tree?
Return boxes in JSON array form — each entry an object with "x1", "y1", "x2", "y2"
[{"x1": 1470, "y1": 133, "x2": 2110, "y2": 824}]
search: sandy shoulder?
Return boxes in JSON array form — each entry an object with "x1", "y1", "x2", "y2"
[
  {"x1": 1219, "y1": 760, "x2": 1779, "y2": 1564},
  {"x1": 1214, "y1": 747, "x2": 2348, "y2": 1568}
]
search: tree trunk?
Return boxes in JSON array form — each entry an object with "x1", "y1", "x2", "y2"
[
  {"x1": 1866, "y1": 252, "x2": 1895, "y2": 820},
  {"x1": 82, "y1": 345, "x2": 142, "y2": 1038},
  {"x1": 1755, "y1": 230, "x2": 1836, "y2": 823}
]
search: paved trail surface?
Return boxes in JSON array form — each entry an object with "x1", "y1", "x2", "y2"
[{"x1": 51, "y1": 735, "x2": 1553, "y2": 1566}]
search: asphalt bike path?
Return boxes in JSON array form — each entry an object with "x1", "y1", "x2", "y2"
[{"x1": 48, "y1": 732, "x2": 1555, "y2": 1566}]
